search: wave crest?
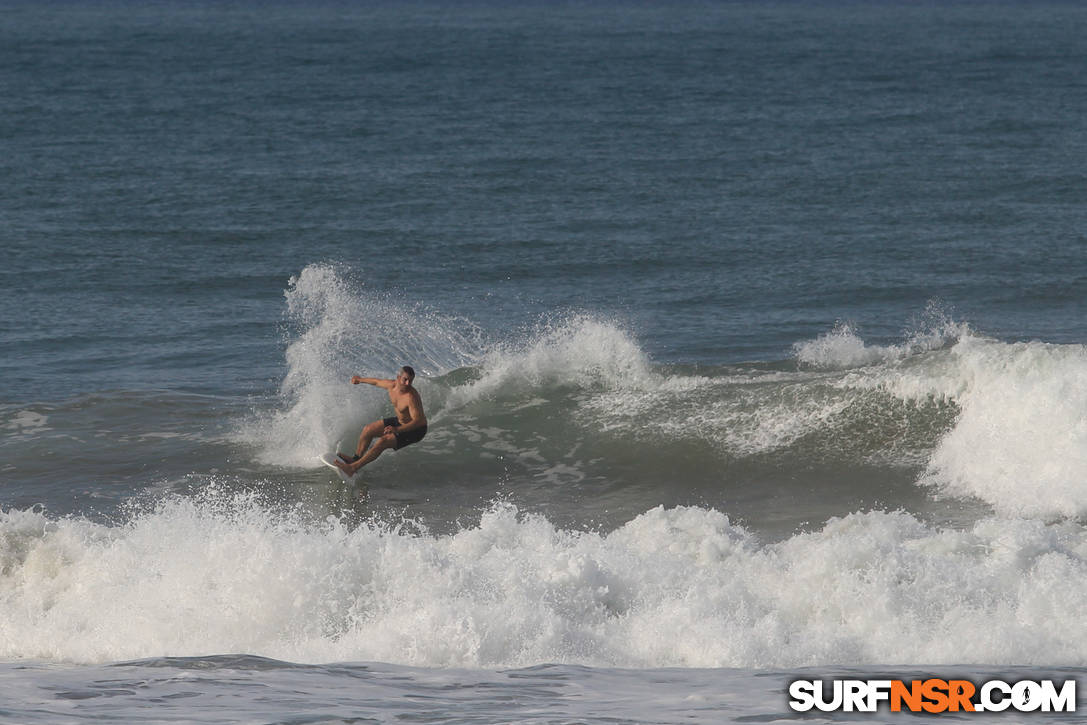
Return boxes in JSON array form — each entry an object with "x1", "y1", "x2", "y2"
[
  {"x1": 444, "y1": 314, "x2": 654, "y2": 407},
  {"x1": 794, "y1": 305, "x2": 969, "y2": 371}
]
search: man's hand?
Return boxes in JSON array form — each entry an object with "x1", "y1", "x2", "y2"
[
  {"x1": 351, "y1": 375, "x2": 364, "y2": 384},
  {"x1": 383, "y1": 426, "x2": 395, "y2": 435}
]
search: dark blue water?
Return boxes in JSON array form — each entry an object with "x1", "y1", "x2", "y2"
[
  {"x1": 6, "y1": 1, "x2": 1086, "y2": 401},
  {"x1": 4, "y1": 2, "x2": 1087, "y2": 722}
]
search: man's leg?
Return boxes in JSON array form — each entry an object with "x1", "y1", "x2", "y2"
[
  {"x1": 338, "y1": 432, "x2": 396, "y2": 474},
  {"x1": 353, "y1": 419, "x2": 386, "y2": 458}
]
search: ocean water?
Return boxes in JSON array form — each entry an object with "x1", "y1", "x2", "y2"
[{"x1": 4, "y1": 1, "x2": 1087, "y2": 722}]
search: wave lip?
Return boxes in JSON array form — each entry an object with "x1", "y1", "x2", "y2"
[
  {"x1": 794, "y1": 321, "x2": 895, "y2": 370},
  {"x1": 3, "y1": 495, "x2": 1087, "y2": 668},
  {"x1": 443, "y1": 313, "x2": 655, "y2": 408}
]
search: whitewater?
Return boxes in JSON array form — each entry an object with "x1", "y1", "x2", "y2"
[{"x1": 4, "y1": 495, "x2": 1087, "y2": 669}]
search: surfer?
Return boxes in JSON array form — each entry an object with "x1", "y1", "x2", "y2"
[{"x1": 334, "y1": 366, "x2": 428, "y2": 475}]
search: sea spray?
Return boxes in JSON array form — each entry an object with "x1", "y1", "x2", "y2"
[
  {"x1": 442, "y1": 313, "x2": 656, "y2": 408},
  {"x1": 238, "y1": 264, "x2": 483, "y2": 467},
  {"x1": 241, "y1": 266, "x2": 659, "y2": 468},
  {"x1": 794, "y1": 305, "x2": 969, "y2": 371}
]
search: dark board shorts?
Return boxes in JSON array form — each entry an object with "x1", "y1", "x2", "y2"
[{"x1": 383, "y1": 416, "x2": 428, "y2": 450}]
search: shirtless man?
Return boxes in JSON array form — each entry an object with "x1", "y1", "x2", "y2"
[{"x1": 335, "y1": 366, "x2": 427, "y2": 475}]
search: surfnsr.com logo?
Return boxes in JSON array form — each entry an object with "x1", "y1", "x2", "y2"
[{"x1": 788, "y1": 678, "x2": 1077, "y2": 713}]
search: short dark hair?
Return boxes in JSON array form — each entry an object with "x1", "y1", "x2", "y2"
[{"x1": 401, "y1": 365, "x2": 416, "y2": 381}]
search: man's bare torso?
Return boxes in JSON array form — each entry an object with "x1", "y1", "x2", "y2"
[{"x1": 389, "y1": 387, "x2": 421, "y2": 425}]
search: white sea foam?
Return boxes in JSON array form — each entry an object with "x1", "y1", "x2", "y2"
[
  {"x1": 2, "y1": 409, "x2": 51, "y2": 439},
  {"x1": 2, "y1": 495, "x2": 1087, "y2": 668},
  {"x1": 579, "y1": 369, "x2": 866, "y2": 458},
  {"x1": 916, "y1": 336, "x2": 1087, "y2": 519}
]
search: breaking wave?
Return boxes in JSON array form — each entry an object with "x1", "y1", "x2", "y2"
[{"x1": 237, "y1": 266, "x2": 1087, "y2": 521}]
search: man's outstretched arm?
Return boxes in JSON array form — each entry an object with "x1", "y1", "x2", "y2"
[{"x1": 351, "y1": 376, "x2": 394, "y2": 389}]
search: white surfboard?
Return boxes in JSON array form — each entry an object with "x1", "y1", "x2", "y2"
[{"x1": 319, "y1": 452, "x2": 359, "y2": 483}]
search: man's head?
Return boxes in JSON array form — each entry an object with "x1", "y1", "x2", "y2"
[{"x1": 396, "y1": 366, "x2": 416, "y2": 390}]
